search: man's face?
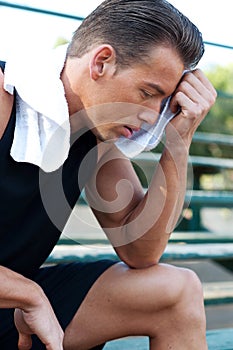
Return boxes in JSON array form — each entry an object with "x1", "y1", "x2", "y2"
[{"x1": 83, "y1": 45, "x2": 185, "y2": 142}]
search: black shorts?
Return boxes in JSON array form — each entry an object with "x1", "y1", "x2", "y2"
[{"x1": 0, "y1": 259, "x2": 116, "y2": 349}]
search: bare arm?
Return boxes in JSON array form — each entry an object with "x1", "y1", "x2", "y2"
[
  {"x1": 86, "y1": 69, "x2": 217, "y2": 268},
  {"x1": 0, "y1": 265, "x2": 64, "y2": 349}
]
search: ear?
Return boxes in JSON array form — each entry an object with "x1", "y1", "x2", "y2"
[{"x1": 90, "y1": 45, "x2": 117, "y2": 80}]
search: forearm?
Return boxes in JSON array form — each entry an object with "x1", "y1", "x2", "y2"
[
  {"x1": 0, "y1": 265, "x2": 44, "y2": 310},
  {"x1": 87, "y1": 136, "x2": 189, "y2": 267},
  {"x1": 0, "y1": 265, "x2": 64, "y2": 348},
  {"x1": 115, "y1": 140, "x2": 189, "y2": 267}
]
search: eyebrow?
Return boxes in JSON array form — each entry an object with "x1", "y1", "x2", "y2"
[{"x1": 145, "y1": 82, "x2": 166, "y2": 96}]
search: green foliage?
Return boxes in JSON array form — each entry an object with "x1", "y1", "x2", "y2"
[
  {"x1": 53, "y1": 36, "x2": 69, "y2": 48},
  {"x1": 190, "y1": 63, "x2": 233, "y2": 158},
  {"x1": 206, "y1": 64, "x2": 233, "y2": 93},
  {"x1": 200, "y1": 63, "x2": 233, "y2": 134}
]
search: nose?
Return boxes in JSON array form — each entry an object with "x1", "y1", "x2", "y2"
[
  {"x1": 138, "y1": 98, "x2": 165, "y2": 125},
  {"x1": 138, "y1": 109, "x2": 159, "y2": 125}
]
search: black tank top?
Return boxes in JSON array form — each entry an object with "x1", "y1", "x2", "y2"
[{"x1": 0, "y1": 61, "x2": 97, "y2": 277}]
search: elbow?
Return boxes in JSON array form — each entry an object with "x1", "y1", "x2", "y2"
[
  {"x1": 116, "y1": 249, "x2": 161, "y2": 269},
  {"x1": 124, "y1": 258, "x2": 160, "y2": 270},
  {"x1": 114, "y1": 234, "x2": 168, "y2": 269},
  {"x1": 128, "y1": 258, "x2": 160, "y2": 269}
]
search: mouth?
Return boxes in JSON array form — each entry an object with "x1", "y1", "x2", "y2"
[
  {"x1": 123, "y1": 125, "x2": 140, "y2": 138},
  {"x1": 125, "y1": 125, "x2": 133, "y2": 133}
]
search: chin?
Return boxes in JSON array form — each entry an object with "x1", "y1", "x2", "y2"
[
  {"x1": 95, "y1": 129, "x2": 119, "y2": 143},
  {"x1": 97, "y1": 135, "x2": 118, "y2": 143}
]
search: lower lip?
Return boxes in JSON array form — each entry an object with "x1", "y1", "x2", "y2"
[{"x1": 122, "y1": 127, "x2": 133, "y2": 138}]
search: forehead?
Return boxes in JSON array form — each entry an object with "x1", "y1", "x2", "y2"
[{"x1": 130, "y1": 46, "x2": 185, "y2": 95}]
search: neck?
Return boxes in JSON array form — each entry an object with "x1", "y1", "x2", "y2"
[
  {"x1": 61, "y1": 61, "x2": 87, "y2": 133},
  {"x1": 61, "y1": 66, "x2": 83, "y2": 115}
]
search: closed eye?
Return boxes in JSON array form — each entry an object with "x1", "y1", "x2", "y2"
[{"x1": 141, "y1": 89, "x2": 155, "y2": 99}]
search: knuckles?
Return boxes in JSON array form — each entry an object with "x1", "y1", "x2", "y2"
[
  {"x1": 177, "y1": 80, "x2": 189, "y2": 93},
  {"x1": 209, "y1": 89, "x2": 218, "y2": 106},
  {"x1": 175, "y1": 69, "x2": 217, "y2": 116}
]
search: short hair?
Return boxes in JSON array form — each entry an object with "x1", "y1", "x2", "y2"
[{"x1": 67, "y1": 0, "x2": 204, "y2": 70}]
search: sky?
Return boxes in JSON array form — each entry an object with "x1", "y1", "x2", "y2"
[{"x1": 0, "y1": 0, "x2": 233, "y2": 70}]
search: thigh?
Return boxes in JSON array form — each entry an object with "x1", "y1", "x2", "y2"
[
  {"x1": 64, "y1": 262, "x2": 191, "y2": 349},
  {"x1": 34, "y1": 260, "x2": 116, "y2": 331},
  {"x1": 0, "y1": 259, "x2": 116, "y2": 350}
]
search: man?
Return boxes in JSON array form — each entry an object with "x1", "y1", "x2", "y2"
[{"x1": 0, "y1": 0, "x2": 216, "y2": 349}]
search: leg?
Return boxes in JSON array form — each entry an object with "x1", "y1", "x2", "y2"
[{"x1": 64, "y1": 262, "x2": 207, "y2": 350}]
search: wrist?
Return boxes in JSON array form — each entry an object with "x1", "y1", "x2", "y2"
[
  {"x1": 20, "y1": 280, "x2": 47, "y2": 312},
  {"x1": 163, "y1": 140, "x2": 189, "y2": 164},
  {"x1": 165, "y1": 119, "x2": 194, "y2": 152},
  {"x1": 16, "y1": 278, "x2": 47, "y2": 311},
  {"x1": 0, "y1": 266, "x2": 47, "y2": 310}
]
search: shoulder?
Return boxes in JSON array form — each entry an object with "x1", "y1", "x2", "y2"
[{"x1": 0, "y1": 69, "x2": 14, "y2": 139}]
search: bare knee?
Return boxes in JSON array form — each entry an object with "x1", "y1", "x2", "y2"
[
  {"x1": 176, "y1": 267, "x2": 206, "y2": 325},
  {"x1": 157, "y1": 265, "x2": 206, "y2": 330},
  {"x1": 142, "y1": 265, "x2": 207, "y2": 348},
  {"x1": 141, "y1": 264, "x2": 206, "y2": 334},
  {"x1": 181, "y1": 267, "x2": 204, "y2": 304},
  {"x1": 147, "y1": 264, "x2": 203, "y2": 308}
]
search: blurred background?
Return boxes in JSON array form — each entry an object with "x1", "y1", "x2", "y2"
[
  {"x1": 1, "y1": 0, "x2": 233, "y2": 332},
  {"x1": 1, "y1": 0, "x2": 233, "y2": 232}
]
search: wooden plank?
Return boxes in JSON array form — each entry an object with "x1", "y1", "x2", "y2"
[
  {"x1": 47, "y1": 243, "x2": 233, "y2": 264},
  {"x1": 46, "y1": 244, "x2": 119, "y2": 264},
  {"x1": 80, "y1": 189, "x2": 233, "y2": 207},
  {"x1": 162, "y1": 243, "x2": 233, "y2": 261},
  {"x1": 103, "y1": 328, "x2": 233, "y2": 350},
  {"x1": 186, "y1": 190, "x2": 233, "y2": 207},
  {"x1": 206, "y1": 328, "x2": 233, "y2": 350},
  {"x1": 133, "y1": 152, "x2": 233, "y2": 170},
  {"x1": 104, "y1": 336, "x2": 148, "y2": 350},
  {"x1": 190, "y1": 156, "x2": 233, "y2": 170},
  {"x1": 203, "y1": 281, "x2": 233, "y2": 305},
  {"x1": 58, "y1": 231, "x2": 233, "y2": 245},
  {"x1": 193, "y1": 132, "x2": 233, "y2": 147},
  {"x1": 170, "y1": 232, "x2": 233, "y2": 244}
]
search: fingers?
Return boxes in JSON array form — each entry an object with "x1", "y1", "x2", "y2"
[
  {"x1": 166, "y1": 69, "x2": 217, "y2": 147},
  {"x1": 170, "y1": 69, "x2": 217, "y2": 120},
  {"x1": 14, "y1": 304, "x2": 64, "y2": 350},
  {"x1": 190, "y1": 69, "x2": 217, "y2": 97},
  {"x1": 18, "y1": 333, "x2": 32, "y2": 350}
]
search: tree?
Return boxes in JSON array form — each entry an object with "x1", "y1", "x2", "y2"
[
  {"x1": 201, "y1": 63, "x2": 233, "y2": 134},
  {"x1": 189, "y1": 63, "x2": 233, "y2": 158}
]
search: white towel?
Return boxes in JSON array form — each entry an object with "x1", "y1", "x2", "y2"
[
  {"x1": 4, "y1": 44, "x2": 177, "y2": 172},
  {"x1": 4, "y1": 44, "x2": 70, "y2": 172}
]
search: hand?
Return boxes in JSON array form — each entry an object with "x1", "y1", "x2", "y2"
[
  {"x1": 167, "y1": 69, "x2": 217, "y2": 147},
  {"x1": 14, "y1": 294, "x2": 64, "y2": 350}
]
